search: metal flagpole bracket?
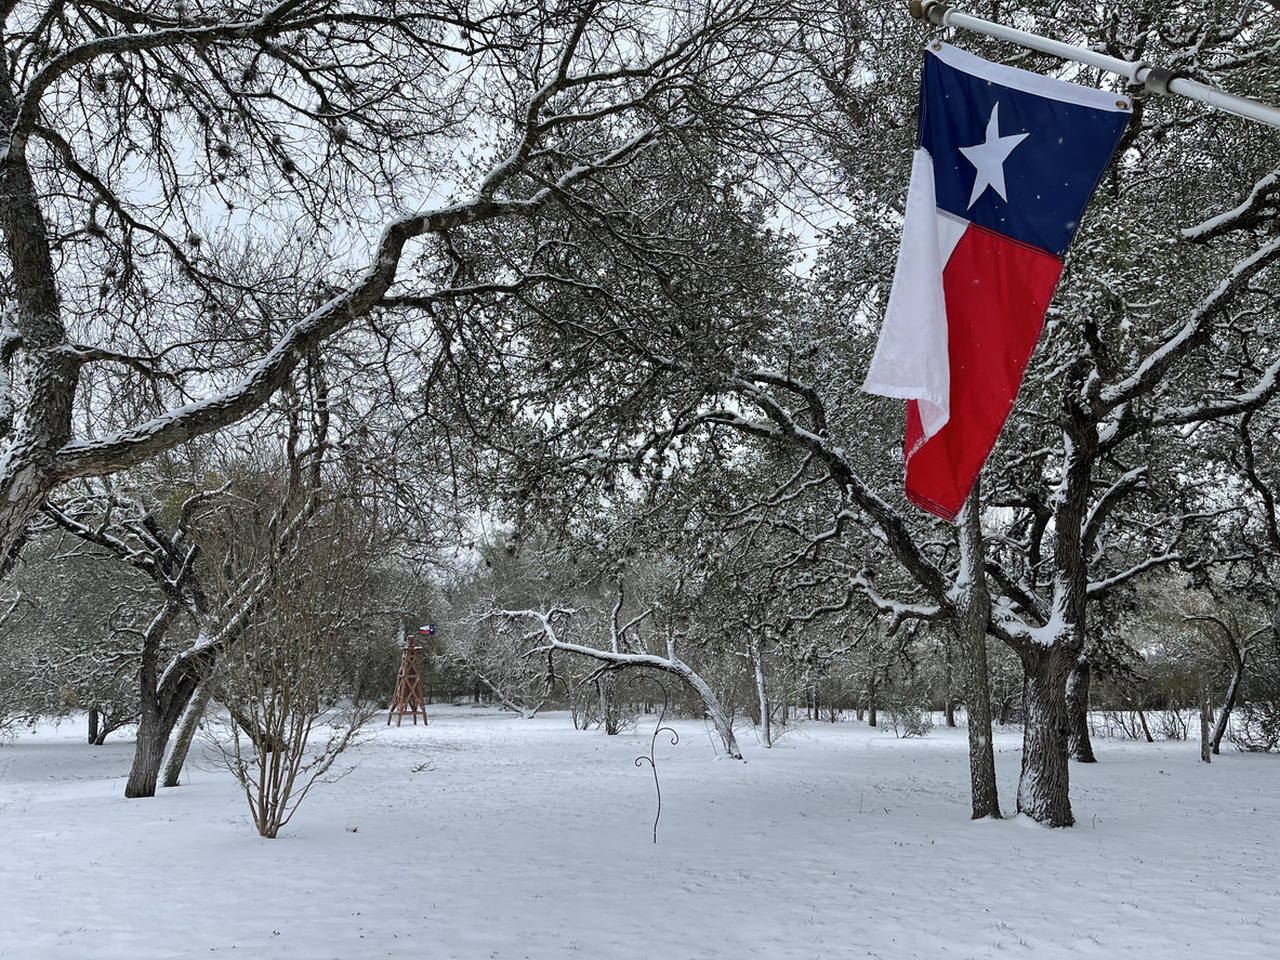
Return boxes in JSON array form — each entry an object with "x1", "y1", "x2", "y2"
[
  {"x1": 912, "y1": 0, "x2": 950, "y2": 26},
  {"x1": 906, "y1": 1, "x2": 1280, "y2": 129},
  {"x1": 1142, "y1": 67, "x2": 1186, "y2": 97}
]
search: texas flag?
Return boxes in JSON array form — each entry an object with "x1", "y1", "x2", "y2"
[{"x1": 863, "y1": 42, "x2": 1130, "y2": 521}]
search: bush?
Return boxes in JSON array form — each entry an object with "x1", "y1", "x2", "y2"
[
  {"x1": 886, "y1": 691, "x2": 934, "y2": 738},
  {"x1": 203, "y1": 495, "x2": 380, "y2": 837}
]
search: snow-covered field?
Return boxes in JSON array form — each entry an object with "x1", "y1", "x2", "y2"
[{"x1": 1, "y1": 706, "x2": 1276, "y2": 959}]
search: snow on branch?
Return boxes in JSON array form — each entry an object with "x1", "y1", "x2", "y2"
[
  {"x1": 491, "y1": 607, "x2": 743, "y2": 759},
  {"x1": 790, "y1": 570, "x2": 947, "y2": 638},
  {"x1": 1086, "y1": 551, "x2": 1181, "y2": 599},
  {"x1": 983, "y1": 559, "x2": 1050, "y2": 626},
  {"x1": 1146, "y1": 354, "x2": 1280, "y2": 429},
  {"x1": 716, "y1": 370, "x2": 956, "y2": 611},
  {"x1": 1099, "y1": 234, "x2": 1280, "y2": 410},
  {"x1": 1083, "y1": 467, "x2": 1148, "y2": 554},
  {"x1": 1182, "y1": 166, "x2": 1280, "y2": 242}
]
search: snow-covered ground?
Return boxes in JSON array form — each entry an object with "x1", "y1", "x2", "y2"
[{"x1": 1, "y1": 706, "x2": 1275, "y2": 959}]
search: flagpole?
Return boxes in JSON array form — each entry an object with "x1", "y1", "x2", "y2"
[{"x1": 911, "y1": 1, "x2": 1280, "y2": 130}]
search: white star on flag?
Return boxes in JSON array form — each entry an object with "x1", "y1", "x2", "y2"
[{"x1": 959, "y1": 102, "x2": 1028, "y2": 208}]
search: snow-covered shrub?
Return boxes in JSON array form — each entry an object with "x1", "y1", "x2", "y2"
[
  {"x1": 202, "y1": 495, "x2": 380, "y2": 838},
  {"x1": 1157, "y1": 708, "x2": 1192, "y2": 741},
  {"x1": 1230, "y1": 702, "x2": 1279, "y2": 752},
  {"x1": 1230, "y1": 630, "x2": 1280, "y2": 752},
  {"x1": 886, "y1": 691, "x2": 934, "y2": 738}
]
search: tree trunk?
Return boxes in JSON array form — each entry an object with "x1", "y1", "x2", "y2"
[
  {"x1": 958, "y1": 628, "x2": 1001, "y2": 819},
  {"x1": 599, "y1": 675, "x2": 624, "y2": 736},
  {"x1": 1210, "y1": 660, "x2": 1245, "y2": 755},
  {"x1": 1005, "y1": 408, "x2": 1093, "y2": 827},
  {"x1": 0, "y1": 81, "x2": 81, "y2": 569},
  {"x1": 750, "y1": 635, "x2": 771, "y2": 748},
  {"x1": 123, "y1": 602, "x2": 216, "y2": 797},
  {"x1": 598, "y1": 675, "x2": 611, "y2": 732},
  {"x1": 1209, "y1": 635, "x2": 1248, "y2": 755},
  {"x1": 944, "y1": 635, "x2": 957, "y2": 728},
  {"x1": 126, "y1": 705, "x2": 172, "y2": 799},
  {"x1": 228, "y1": 703, "x2": 281, "y2": 751},
  {"x1": 676, "y1": 664, "x2": 741, "y2": 759},
  {"x1": 162, "y1": 675, "x2": 215, "y2": 788},
  {"x1": 1200, "y1": 685, "x2": 1213, "y2": 763},
  {"x1": 87, "y1": 706, "x2": 99, "y2": 745},
  {"x1": 1016, "y1": 646, "x2": 1075, "y2": 826},
  {"x1": 1066, "y1": 654, "x2": 1097, "y2": 763},
  {"x1": 867, "y1": 675, "x2": 877, "y2": 728},
  {"x1": 955, "y1": 485, "x2": 1000, "y2": 819},
  {"x1": 124, "y1": 602, "x2": 184, "y2": 798},
  {"x1": 1136, "y1": 706, "x2": 1154, "y2": 743}
]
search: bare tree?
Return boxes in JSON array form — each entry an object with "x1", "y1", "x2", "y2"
[{"x1": 0, "y1": 0, "x2": 811, "y2": 571}]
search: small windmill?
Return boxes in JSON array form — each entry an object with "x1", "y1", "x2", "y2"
[{"x1": 387, "y1": 623, "x2": 431, "y2": 726}]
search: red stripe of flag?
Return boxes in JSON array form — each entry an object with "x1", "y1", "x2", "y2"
[{"x1": 905, "y1": 224, "x2": 1062, "y2": 520}]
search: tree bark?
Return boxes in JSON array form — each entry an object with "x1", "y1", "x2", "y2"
[
  {"x1": 944, "y1": 635, "x2": 957, "y2": 728},
  {"x1": 1210, "y1": 653, "x2": 1246, "y2": 755},
  {"x1": 1136, "y1": 706, "x2": 1155, "y2": 743},
  {"x1": 1016, "y1": 645, "x2": 1075, "y2": 826},
  {"x1": 598, "y1": 675, "x2": 612, "y2": 733},
  {"x1": 1188, "y1": 617, "x2": 1255, "y2": 756},
  {"x1": 0, "y1": 71, "x2": 80, "y2": 569},
  {"x1": 1066, "y1": 654, "x2": 1097, "y2": 763},
  {"x1": 955, "y1": 487, "x2": 1000, "y2": 819},
  {"x1": 958, "y1": 627, "x2": 1001, "y2": 818},
  {"x1": 1005, "y1": 412, "x2": 1094, "y2": 827},
  {"x1": 124, "y1": 603, "x2": 179, "y2": 797},
  {"x1": 87, "y1": 707, "x2": 99, "y2": 745},
  {"x1": 124, "y1": 606, "x2": 212, "y2": 797},
  {"x1": 677, "y1": 664, "x2": 742, "y2": 759},
  {"x1": 599, "y1": 675, "x2": 626, "y2": 736},
  {"x1": 126, "y1": 707, "x2": 172, "y2": 799},
  {"x1": 750, "y1": 634, "x2": 771, "y2": 748},
  {"x1": 127, "y1": 599, "x2": 266, "y2": 796},
  {"x1": 1200, "y1": 685, "x2": 1213, "y2": 763},
  {"x1": 162, "y1": 675, "x2": 215, "y2": 788},
  {"x1": 998, "y1": 694, "x2": 1013, "y2": 726}
]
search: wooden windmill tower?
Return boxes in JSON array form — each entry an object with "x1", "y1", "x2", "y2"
[{"x1": 387, "y1": 623, "x2": 431, "y2": 726}]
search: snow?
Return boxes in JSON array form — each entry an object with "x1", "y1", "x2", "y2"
[
  {"x1": 2, "y1": 707, "x2": 1276, "y2": 959},
  {"x1": 1181, "y1": 169, "x2": 1280, "y2": 241}
]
